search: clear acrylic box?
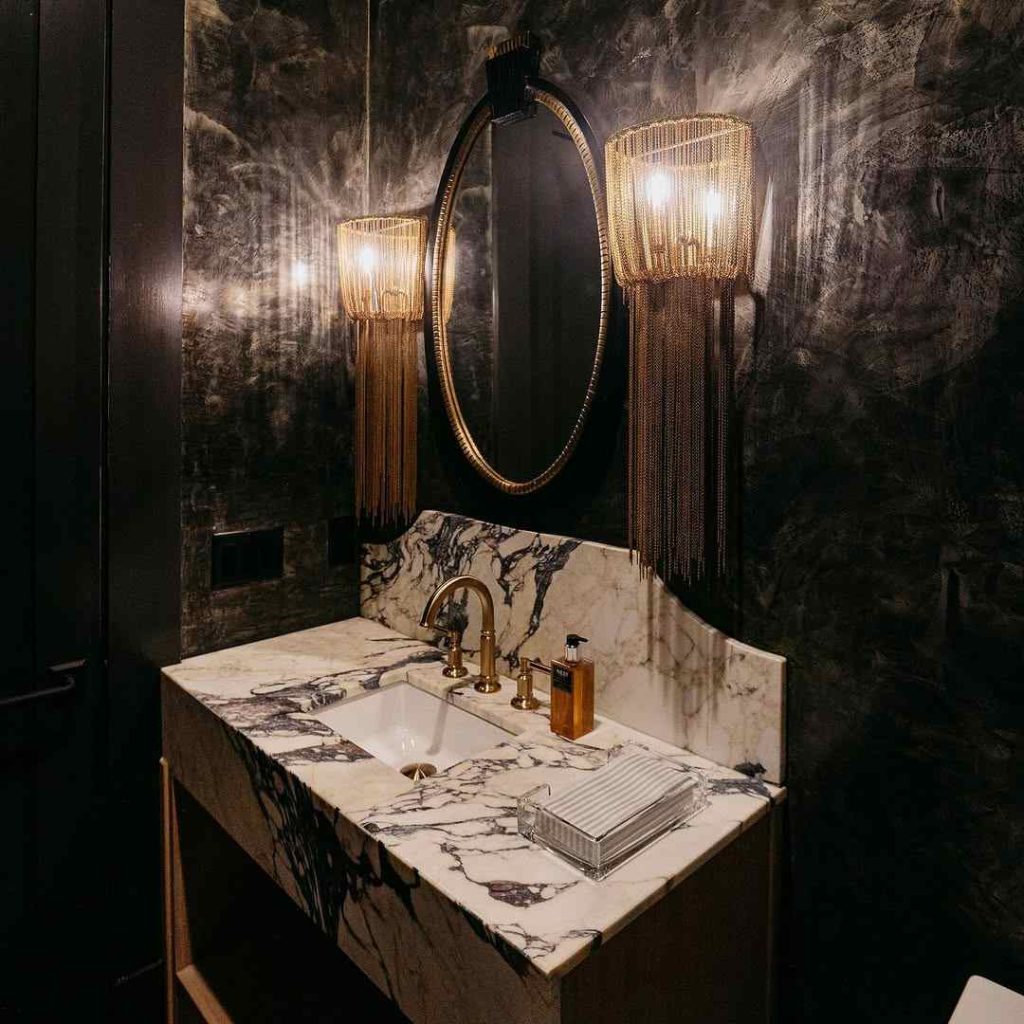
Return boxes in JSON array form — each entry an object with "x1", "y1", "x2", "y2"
[{"x1": 516, "y1": 744, "x2": 708, "y2": 880}]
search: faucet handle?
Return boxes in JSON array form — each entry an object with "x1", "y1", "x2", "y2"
[
  {"x1": 511, "y1": 656, "x2": 542, "y2": 711},
  {"x1": 441, "y1": 629, "x2": 469, "y2": 679}
]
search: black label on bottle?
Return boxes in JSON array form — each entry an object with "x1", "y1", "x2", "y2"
[{"x1": 552, "y1": 664, "x2": 573, "y2": 694}]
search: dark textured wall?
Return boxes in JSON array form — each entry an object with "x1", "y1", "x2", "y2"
[
  {"x1": 181, "y1": 0, "x2": 1023, "y2": 1017},
  {"x1": 369, "y1": 2, "x2": 1024, "y2": 1021},
  {"x1": 181, "y1": 0, "x2": 367, "y2": 655}
]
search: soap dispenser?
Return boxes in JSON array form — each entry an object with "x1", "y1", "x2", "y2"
[{"x1": 549, "y1": 634, "x2": 594, "y2": 741}]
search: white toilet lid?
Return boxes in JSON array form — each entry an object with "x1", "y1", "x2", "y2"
[{"x1": 950, "y1": 976, "x2": 1024, "y2": 1024}]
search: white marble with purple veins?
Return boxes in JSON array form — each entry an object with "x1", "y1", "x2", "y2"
[
  {"x1": 163, "y1": 616, "x2": 783, "y2": 982},
  {"x1": 361, "y1": 510, "x2": 787, "y2": 783}
]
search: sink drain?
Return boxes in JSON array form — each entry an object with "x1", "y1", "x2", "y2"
[{"x1": 399, "y1": 762, "x2": 438, "y2": 781}]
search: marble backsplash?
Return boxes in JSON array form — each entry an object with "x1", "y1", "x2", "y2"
[{"x1": 361, "y1": 511, "x2": 785, "y2": 783}]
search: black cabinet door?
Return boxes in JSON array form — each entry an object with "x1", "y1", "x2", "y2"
[{"x1": 0, "y1": 0, "x2": 110, "y2": 1017}]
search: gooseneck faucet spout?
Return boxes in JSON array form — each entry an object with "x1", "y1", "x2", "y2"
[{"x1": 419, "y1": 575, "x2": 501, "y2": 694}]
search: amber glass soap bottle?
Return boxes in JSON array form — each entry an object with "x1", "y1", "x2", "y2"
[{"x1": 549, "y1": 634, "x2": 595, "y2": 741}]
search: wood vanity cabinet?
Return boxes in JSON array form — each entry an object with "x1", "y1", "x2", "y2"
[{"x1": 562, "y1": 816, "x2": 776, "y2": 1022}]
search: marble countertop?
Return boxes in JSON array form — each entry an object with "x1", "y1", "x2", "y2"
[{"x1": 163, "y1": 616, "x2": 783, "y2": 979}]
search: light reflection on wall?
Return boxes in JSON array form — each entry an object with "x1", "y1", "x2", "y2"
[{"x1": 180, "y1": 0, "x2": 366, "y2": 656}]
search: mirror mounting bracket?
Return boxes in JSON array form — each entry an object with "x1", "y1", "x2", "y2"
[{"x1": 485, "y1": 32, "x2": 541, "y2": 125}]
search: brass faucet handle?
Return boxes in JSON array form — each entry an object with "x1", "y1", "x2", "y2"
[
  {"x1": 442, "y1": 630, "x2": 468, "y2": 679},
  {"x1": 511, "y1": 655, "x2": 541, "y2": 711}
]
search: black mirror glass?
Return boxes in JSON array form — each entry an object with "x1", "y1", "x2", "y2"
[{"x1": 445, "y1": 104, "x2": 603, "y2": 484}]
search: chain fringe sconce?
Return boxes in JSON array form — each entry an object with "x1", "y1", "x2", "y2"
[
  {"x1": 606, "y1": 115, "x2": 752, "y2": 582},
  {"x1": 337, "y1": 216, "x2": 426, "y2": 526}
]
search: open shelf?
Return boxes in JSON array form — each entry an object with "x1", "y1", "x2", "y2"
[{"x1": 164, "y1": 765, "x2": 408, "y2": 1023}]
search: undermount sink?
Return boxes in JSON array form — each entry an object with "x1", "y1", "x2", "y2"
[{"x1": 311, "y1": 683, "x2": 510, "y2": 776}]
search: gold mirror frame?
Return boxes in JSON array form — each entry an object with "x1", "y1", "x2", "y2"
[{"x1": 428, "y1": 84, "x2": 611, "y2": 495}]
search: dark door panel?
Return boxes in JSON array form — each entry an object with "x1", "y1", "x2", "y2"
[
  {"x1": 34, "y1": 0, "x2": 107, "y2": 677},
  {"x1": 1, "y1": 0, "x2": 182, "y2": 1017},
  {"x1": 1, "y1": 0, "x2": 110, "y2": 1018},
  {"x1": 0, "y1": 0, "x2": 39, "y2": 694},
  {"x1": 0, "y1": 1, "x2": 40, "y2": 1008}
]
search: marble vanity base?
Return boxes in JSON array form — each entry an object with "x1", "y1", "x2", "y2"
[
  {"x1": 163, "y1": 680, "x2": 559, "y2": 1024},
  {"x1": 162, "y1": 616, "x2": 780, "y2": 1023},
  {"x1": 163, "y1": 680, "x2": 772, "y2": 1023}
]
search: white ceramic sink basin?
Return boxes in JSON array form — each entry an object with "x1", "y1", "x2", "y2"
[{"x1": 311, "y1": 683, "x2": 510, "y2": 775}]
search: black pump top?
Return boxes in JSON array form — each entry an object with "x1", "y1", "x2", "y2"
[{"x1": 564, "y1": 634, "x2": 589, "y2": 663}]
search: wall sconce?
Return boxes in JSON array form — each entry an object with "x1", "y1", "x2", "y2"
[
  {"x1": 337, "y1": 215, "x2": 426, "y2": 526},
  {"x1": 606, "y1": 115, "x2": 752, "y2": 582}
]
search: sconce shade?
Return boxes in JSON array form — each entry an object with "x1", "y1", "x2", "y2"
[
  {"x1": 337, "y1": 215, "x2": 426, "y2": 527},
  {"x1": 606, "y1": 115, "x2": 752, "y2": 286},
  {"x1": 606, "y1": 114, "x2": 753, "y2": 584},
  {"x1": 337, "y1": 216, "x2": 426, "y2": 321}
]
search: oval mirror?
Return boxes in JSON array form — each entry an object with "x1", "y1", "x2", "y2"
[{"x1": 428, "y1": 85, "x2": 610, "y2": 494}]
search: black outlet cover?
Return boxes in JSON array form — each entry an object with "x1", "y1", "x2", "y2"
[
  {"x1": 211, "y1": 526, "x2": 284, "y2": 590},
  {"x1": 328, "y1": 516, "x2": 357, "y2": 567}
]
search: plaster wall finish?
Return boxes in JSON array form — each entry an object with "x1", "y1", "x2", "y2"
[
  {"x1": 368, "y1": 3, "x2": 1024, "y2": 1022},
  {"x1": 181, "y1": 0, "x2": 368, "y2": 655}
]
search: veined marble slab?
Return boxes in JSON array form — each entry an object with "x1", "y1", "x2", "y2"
[
  {"x1": 361, "y1": 511, "x2": 787, "y2": 783},
  {"x1": 162, "y1": 615, "x2": 782, "y2": 996},
  {"x1": 373, "y1": 663, "x2": 781, "y2": 977},
  {"x1": 163, "y1": 618, "x2": 446, "y2": 813}
]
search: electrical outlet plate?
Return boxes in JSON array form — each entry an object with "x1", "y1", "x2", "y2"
[{"x1": 211, "y1": 526, "x2": 283, "y2": 590}]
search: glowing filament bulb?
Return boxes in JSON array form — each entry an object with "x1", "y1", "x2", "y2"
[
  {"x1": 704, "y1": 188, "x2": 723, "y2": 220},
  {"x1": 645, "y1": 170, "x2": 672, "y2": 207},
  {"x1": 291, "y1": 259, "x2": 310, "y2": 285},
  {"x1": 358, "y1": 245, "x2": 377, "y2": 274}
]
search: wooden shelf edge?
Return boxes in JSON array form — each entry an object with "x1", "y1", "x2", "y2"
[{"x1": 176, "y1": 964, "x2": 236, "y2": 1024}]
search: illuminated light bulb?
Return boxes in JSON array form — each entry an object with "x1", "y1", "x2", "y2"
[
  {"x1": 228, "y1": 284, "x2": 250, "y2": 315},
  {"x1": 291, "y1": 259, "x2": 310, "y2": 285},
  {"x1": 358, "y1": 245, "x2": 377, "y2": 274},
  {"x1": 704, "y1": 188, "x2": 723, "y2": 220},
  {"x1": 645, "y1": 170, "x2": 672, "y2": 207}
]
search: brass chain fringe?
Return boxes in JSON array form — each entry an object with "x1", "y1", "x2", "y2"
[
  {"x1": 607, "y1": 115, "x2": 751, "y2": 581},
  {"x1": 354, "y1": 319, "x2": 418, "y2": 526}
]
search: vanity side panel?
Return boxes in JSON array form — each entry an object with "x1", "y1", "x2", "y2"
[
  {"x1": 161, "y1": 676, "x2": 560, "y2": 1024},
  {"x1": 560, "y1": 816, "x2": 772, "y2": 1024}
]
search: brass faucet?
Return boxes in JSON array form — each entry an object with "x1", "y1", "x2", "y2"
[{"x1": 419, "y1": 575, "x2": 501, "y2": 693}]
